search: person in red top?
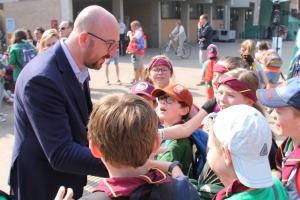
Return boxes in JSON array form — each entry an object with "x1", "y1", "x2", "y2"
[{"x1": 126, "y1": 20, "x2": 145, "y2": 85}]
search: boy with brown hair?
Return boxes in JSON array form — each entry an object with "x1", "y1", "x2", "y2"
[
  {"x1": 56, "y1": 93, "x2": 199, "y2": 200},
  {"x1": 151, "y1": 84, "x2": 194, "y2": 175},
  {"x1": 257, "y1": 77, "x2": 300, "y2": 199}
]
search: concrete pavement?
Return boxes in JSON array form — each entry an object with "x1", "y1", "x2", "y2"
[{"x1": 0, "y1": 40, "x2": 295, "y2": 194}]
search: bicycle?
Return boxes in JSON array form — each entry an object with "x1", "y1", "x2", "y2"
[{"x1": 160, "y1": 36, "x2": 191, "y2": 59}]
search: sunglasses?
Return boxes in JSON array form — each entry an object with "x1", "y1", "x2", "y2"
[
  {"x1": 157, "y1": 96, "x2": 174, "y2": 104},
  {"x1": 87, "y1": 32, "x2": 118, "y2": 52},
  {"x1": 59, "y1": 27, "x2": 69, "y2": 31}
]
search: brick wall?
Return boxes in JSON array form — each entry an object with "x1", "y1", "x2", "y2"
[
  {"x1": 189, "y1": 19, "x2": 198, "y2": 43},
  {"x1": 161, "y1": 19, "x2": 178, "y2": 46},
  {"x1": 3, "y1": 0, "x2": 61, "y2": 41}
]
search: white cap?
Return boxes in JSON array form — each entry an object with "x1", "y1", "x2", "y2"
[{"x1": 213, "y1": 105, "x2": 273, "y2": 188}]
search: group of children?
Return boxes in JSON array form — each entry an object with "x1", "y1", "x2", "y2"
[
  {"x1": 0, "y1": 49, "x2": 14, "y2": 122},
  {"x1": 51, "y1": 41, "x2": 300, "y2": 200}
]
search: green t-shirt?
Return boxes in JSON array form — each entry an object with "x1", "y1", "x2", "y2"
[
  {"x1": 155, "y1": 138, "x2": 192, "y2": 175},
  {"x1": 226, "y1": 176, "x2": 288, "y2": 200}
]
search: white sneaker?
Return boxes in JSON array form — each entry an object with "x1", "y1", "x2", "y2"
[
  {"x1": 0, "y1": 113, "x2": 8, "y2": 118},
  {"x1": 130, "y1": 79, "x2": 136, "y2": 85},
  {"x1": 0, "y1": 116, "x2": 6, "y2": 122},
  {"x1": 106, "y1": 81, "x2": 110, "y2": 86},
  {"x1": 117, "y1": 80, "x2": 122, "y2": 85},
  {"x1": 177, "y1": 54, "x2": 182, "y2": 57}
]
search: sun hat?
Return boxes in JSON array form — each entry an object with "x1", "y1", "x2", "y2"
[{"x1": 213, "y1": 105, "x2": 273, "y2": 188}]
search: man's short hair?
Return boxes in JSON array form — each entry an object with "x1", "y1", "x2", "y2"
[
  {"x1": 67, "y1": 20, "x2": 73, "y2": 29},
  {"x1": 88, "y1": 93, "x2": 158, "y2": 168},
  {"x1": 35, "y1": 27, "x2": 45, "y2": 34},
  {"x1": 131, "y1": 20, "x2": 140, "y2": 27},
  {"x1": 200, "y1": 14, "x2": 208, "y2": 21}
]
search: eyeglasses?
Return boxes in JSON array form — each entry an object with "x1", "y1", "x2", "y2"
[
  {"x1": 157, "y1": 96, "x2": 174, "y2": 104},
  {"x1": 59, "y1": 27, "x2": 69, "y2": 31},
  {"x1": 151, "y1": 68, "x2": 170, "y2": 74},
  {"x1": 87, "y1": 32, "x2": 118, "y2": 52}
]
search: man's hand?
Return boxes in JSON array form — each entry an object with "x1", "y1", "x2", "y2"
[
  {"x1": 54, "y1": 186, "x2": 74, "y2": 200},
  {"x1": 198, "y1": 22, "x2": 202, "y2": 29}
]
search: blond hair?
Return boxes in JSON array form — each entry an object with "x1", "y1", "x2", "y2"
[
  {"x1": 88, "y1": 93, "x2": 158, "y2": 168},
  {"x1": 241, "y1": 40, "x2": 256, "y2": 58},
  {"x1": 39, "y1": 29, "x2": 59, "y2": 53}
]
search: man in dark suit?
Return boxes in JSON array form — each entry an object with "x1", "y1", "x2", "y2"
[{"x1": 9, "y1": 6, "x2": 119, "y2": 200}]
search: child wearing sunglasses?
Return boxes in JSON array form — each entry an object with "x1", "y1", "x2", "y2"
[{"x1": 151, "y1": 84, "x2": 194, "y2": 175}]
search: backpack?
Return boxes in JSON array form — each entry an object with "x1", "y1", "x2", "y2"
[
  {"x1": 188, "y1": 129, "x2": 209, "y2": 180},
  {"x1": 137, "y1": 33, "x2": 147, "y2": 51},
  {"x1": 204, "y1": 60, "x2": 216, "y2": 83},
  {"x1": 78, "y1": 177, "x2": 178, "y2": 200},
  {"x1": 16, "y1": 41, "x2": 36, "y2": 68},
  {"x1": 264, "y1": 49, "x2": 282, "y2": 69},
  {"x1": 291, "y1": 54, "x2": 300, "y2": 78}
]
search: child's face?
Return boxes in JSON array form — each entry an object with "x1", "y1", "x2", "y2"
[
  {"x1": 149, "y1": 65, "x2": 171, "y2": 89},
  {"x1": 212, "y1": 71, "x2": 222, "y2": 94},
  {"x1": 271, "y1": 107, "x2": 300, "y2": 137},
  {"x1": 207, "y1": 132, "x2": 228, "y2": 178},
  {"x1": 216, "y1": 84, "x2": 250, "y2": 110},
  {"x1": 157, "y1": 94, "x2": 186, "y2": 125}
]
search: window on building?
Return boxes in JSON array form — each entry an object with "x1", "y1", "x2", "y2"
[
  {"x1": 161, "y1": 2, "x2": 181, "y2": 19},
  {"x1": 245, "y1": 9, "x2": 253, "y2": 21},
  {"x1": 189, "y1": 4, "x2": 203, "y2": 19},
  {"x1": 213, "y1": 6, "x2": 224, "y2": 19}
]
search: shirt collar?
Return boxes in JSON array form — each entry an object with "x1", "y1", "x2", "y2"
[{"x1": 59, "y1": 39, "x2": 88, "y2": 84}]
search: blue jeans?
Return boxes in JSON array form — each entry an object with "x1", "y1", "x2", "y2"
[{"x1": 265, "y1": 71, "x2": 280, "y2": 84}]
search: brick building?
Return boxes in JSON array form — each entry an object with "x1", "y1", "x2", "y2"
[{"x1": 0, "y1": 0, "x2": 297, "y2": 47}]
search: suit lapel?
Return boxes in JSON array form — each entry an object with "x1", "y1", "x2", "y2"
[{"x1": 54, "y1": 41, "x2": 89, "y2": 124}]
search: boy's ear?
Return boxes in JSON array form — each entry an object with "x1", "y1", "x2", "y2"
[
  {"x1": 152, "y1": 132, "x2": 161, "y2": 153},
  {"x1": 180, "y1": 106, "x2": 190, "y2": 116},
  {"x1": 221, "y1": 146, "x2": 232, "y2": 166},
  {"x1": 89, "y1": 140, "x2": 102, "y2": 158},
  {"x1": 246, "y1": 98, "x2": 255, "y2": 106}
]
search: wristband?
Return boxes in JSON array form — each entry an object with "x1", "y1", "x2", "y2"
[
  {"x1": 158, "y1": 129, "x2": 164, "y2": 140},
  {"x1": 168, "y1": 161, "x2": 182, "y2": 176}
]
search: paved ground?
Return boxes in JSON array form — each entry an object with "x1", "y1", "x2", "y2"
[{"x1": 0, "y1": 39, "x2": 295, "y2": 194}]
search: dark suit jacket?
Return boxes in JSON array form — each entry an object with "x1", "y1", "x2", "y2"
[
  {"x1": 198, "y1": 22, "x2": 213, "y2": 50},
  {"x1": 10, "y1": 41, "x2": 108, "y2": 200}
]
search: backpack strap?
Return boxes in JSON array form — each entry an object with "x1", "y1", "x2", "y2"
[
  {"x1": 271, "y1": 184, "x2": 279, "y2": 200},
  {"x1": 80, "y1": 178, "x2": 177, "y2": 200}
]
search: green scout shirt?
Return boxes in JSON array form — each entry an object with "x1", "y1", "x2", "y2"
[
  {"x1": 156, "y1": 138, "x2": 192, "y2": 175},
  {"x1": 225, "y1": 176, "x2": 288, "y2": 200}
]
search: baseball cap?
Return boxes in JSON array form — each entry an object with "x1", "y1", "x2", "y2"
[
  {"x1": 207, "y1": 44, "x2": 218, "y2": 60},
  {"x1": 213, "y1": 105, "x2": 273, "y2": 188},
  {"x1": 257, "y1": 77, "x2": 300, "y2": 111},
  {"x1": 151, "y1": 84, "x2": 193, "y2": 108},
  {"x1": 131, "y1": 81, "x2": 155, "y2": 100}
]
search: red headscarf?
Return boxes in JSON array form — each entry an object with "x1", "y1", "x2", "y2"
[
  {"x1": 213, "y1": 64, "x2": 230, "y2": 74},
  {"x1": 217, "y1": 74, "x2": 258, "y2": 103},
  {"x1": 147, "y1": 58, "x2": 173, "y2": 70}
]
